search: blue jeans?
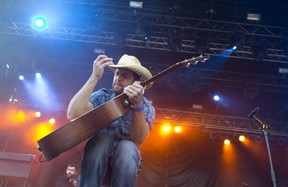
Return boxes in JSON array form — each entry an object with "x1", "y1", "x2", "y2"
[{"x1": 79, "y1": 133, "x2": 141, "y2": 187}]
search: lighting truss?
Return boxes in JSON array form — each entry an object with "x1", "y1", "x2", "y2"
[
  {"x1": 1, "y1": 22, "x2": 117, "y2": 45},
  {"x1": 1, "y1": 1, "x2": 288, "y2": 63},
  {"x1": 1, "y1": 52, "x2": 288, "y2": 94},
  {"x1": 146, "y1": 63, "x2": 288, "y2": 94},
  {"x1": 155, "y1": 108, "x2": 288, "y2": 141}
]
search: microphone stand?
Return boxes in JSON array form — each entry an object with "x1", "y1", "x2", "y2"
[{"x1": 251, "y1": 114, "x2": 277, "y2": 187}]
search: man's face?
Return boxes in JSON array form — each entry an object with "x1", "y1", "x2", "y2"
[
  {"x1": 66, "y1": 166, "x2": 76, "y2": 179},
  {"x1": 112, "y1": 68, "x2": 135, "y2": 94}
]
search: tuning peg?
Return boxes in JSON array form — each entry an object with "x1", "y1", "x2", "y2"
[{"x1": 183, "y1": 59, "x2": 191, "y2": 67}]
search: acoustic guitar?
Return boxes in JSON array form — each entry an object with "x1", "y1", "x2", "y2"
[{"x1": 37, "y1": 55, "x2": 209, "y2": 161}]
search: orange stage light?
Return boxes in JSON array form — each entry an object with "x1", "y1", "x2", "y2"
[
  {"x1": 163, "y1": 125, "x2": 171, "y2": 132},
  {"x1": 224, "y1": 139, "x2": 230, "y2": 145},
  {"x1": 32, "y1": 123, "x2": 54, "y2": 145},
  {"x1": 174, "y1": 126, "x2": 182, "y2": 133},
  {"x1": 5, "y1": 109, "x2": 27, "y2": 126},
  {"x1": 222, "y1": 138, "x2": 236, "y2": 171},
  {"x1": 239, "y1": 135, "x2": 245, "y2": 142},
  {"x1": 35, "y1": 111, "x2": 41, "y2": 118},
  {"x1": 49, "y1": 118, "x2": 56, "y2": 124},
  {"x1": 160, "y1": 122, "x2": 172, "y2": 135}
]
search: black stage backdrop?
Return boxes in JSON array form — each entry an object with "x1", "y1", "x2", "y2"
[
  {"x1": 134, "y1": 125, "x2": 288, "y2": 187},
  {"x1": 46, "y1": 124, "x2": 288, "y2": 187}
]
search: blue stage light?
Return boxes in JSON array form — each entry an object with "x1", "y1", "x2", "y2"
[
  {"x1": 232, "y1": 45, "x2": 237, "y2": 50},
  {"x1": 33, "y1": 16, "x2": 47, "y2": 30},
  {"x1": 143, "y1": 34, "x2": 150, "y2": 41},
  {"x1": 213, "y1": 95, "x2": 220, "y2": 101},
  {"x1": 35, "y1": 73, "x2": 42, "y2": 78},
  {"x1": 19, "y1": 75, "x2": 24, "y2": 80}
]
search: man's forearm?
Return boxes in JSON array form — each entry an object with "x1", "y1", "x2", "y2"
[
  {"x1": 130, "y1": 110, "x2": 150, "y2": 145},
  {"x1": 67, "y1": 76, "x2": 98, "y2": 120}
]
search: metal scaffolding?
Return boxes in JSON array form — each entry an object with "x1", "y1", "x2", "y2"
[
  {"x1": 1, "y1": 51, "x2": 288, "y2": 94},
  {"x1": 1, "y1": 0, "x2": 288, "y2": 63},
  {"x1": 154, "y1": 108, "x2": 288, "y2": 144}
]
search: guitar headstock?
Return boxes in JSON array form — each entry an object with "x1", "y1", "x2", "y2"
[
  {"x1": 142, "y1": 54, "x2": 210, "y2": 88},
  {"x1": 179, "y1": 55, "x2": 209, "y2": 67}
]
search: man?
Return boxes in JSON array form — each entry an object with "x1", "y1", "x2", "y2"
[
  {"x1": 66, "y1": 54, "x2": 155, "y2": 187},
  {"x1": 56, "y1": 163, "x2": 79, "y2": 187}
]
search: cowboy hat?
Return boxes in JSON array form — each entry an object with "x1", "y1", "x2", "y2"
[{"x1": 109, "y1": 54, "x2": 153, "y2": 88}]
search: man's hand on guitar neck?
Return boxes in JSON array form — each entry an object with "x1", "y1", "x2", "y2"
[{"x1": 123, "y1": 81, "x2": 144, "y2": 107}]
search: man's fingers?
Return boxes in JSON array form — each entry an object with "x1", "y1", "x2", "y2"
[
  {"x1": 94, "y1": 55, "x2": 107, "y2": 63},
  {"x1": 96, "y1": 54, "x2": 109, "y2": 60},
  {"x1": 127, "y1": 85, "x2": 143, "y2": 98},
  {"x1": 131, "y1": 83, "x2": 144, "y2": 95},
  {"x1": 94, "y1": 57, "x2": 114, "y2": 70}
]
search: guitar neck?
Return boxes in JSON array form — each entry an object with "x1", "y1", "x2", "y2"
[{"x1": 141, "y1": 60, "x2": 187, "y2": 87}]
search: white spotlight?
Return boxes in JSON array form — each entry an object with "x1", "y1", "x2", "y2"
[
  {"x1": 36, "y1": 72, "x2": 42, "y2": 78},
  {"x1": 19, "y1": 75, "x2": 24, "y2": 80},
  {"x1": 213, "y1": 95, "x2": 220, "y2": 101},
  {"x1": 129, "y1": 1, "x2": 143, "y2": 8},
  {"x1": 247, "y1": 13, "x2": 261, "y2": 21}
]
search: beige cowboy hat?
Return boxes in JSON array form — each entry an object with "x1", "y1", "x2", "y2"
[{"x1": 109, "y1": 54, "x2": 153, "y2": 89}]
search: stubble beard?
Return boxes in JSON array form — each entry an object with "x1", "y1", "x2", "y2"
[
  {"x1": 67, "y1": 173, "x2": 73, "y2": 179},
  {"x1": 113, "y1": 84, "x2": 124, "y2": 95}
]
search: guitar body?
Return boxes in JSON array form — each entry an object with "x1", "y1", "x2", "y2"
[{"x1": 37, "y1": 94, "x2": 131, "y2": 161}]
